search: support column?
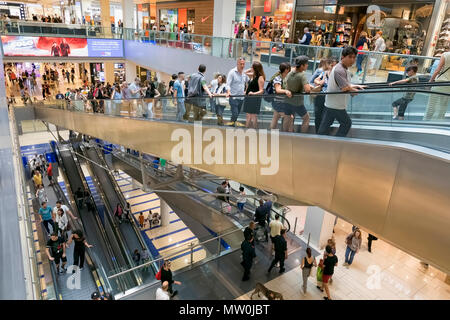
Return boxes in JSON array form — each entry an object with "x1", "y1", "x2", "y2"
[
  {"x1": 100, "y1": 0, "x2": 111, "y2": 34},
  {"x1": 122, "y1": 0, "x2": 135, "y2": 29},
  {"x1": 139, "y1": 152, "x2": 149, "y2": 192},
  {"x1": 160, "y1": 198, "x2": 170, "y2": 227},
  {"x1": 124, "y1": 60, "x2": 137, "y2": 83},
  {"x1": 104, "y1": 62, "x2": 115, "y2": 85},
  {"x1": 302, "y1": 207, "x2": 336, "y2": 251},
  {"x1": 213, "y1": 0, "x2": 236, "y2": 38}
]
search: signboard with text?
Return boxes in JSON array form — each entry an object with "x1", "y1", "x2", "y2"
[{"x1": 1, "y1": 36, "x2": 123, "y2": 58}]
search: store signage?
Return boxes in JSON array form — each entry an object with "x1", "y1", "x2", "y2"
[
  {"x1": 1, "y1": 36, "x2": 124, "y2": 58},
  {"x1": 264, "y1": 0, "x2": 272, "y2": 12}
]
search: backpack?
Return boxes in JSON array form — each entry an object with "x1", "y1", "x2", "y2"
[{"x1": 264, "y1": 80, "x2": 275, "y2": 102}]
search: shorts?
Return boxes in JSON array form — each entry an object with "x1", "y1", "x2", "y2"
[
  {"x1": 53, "y1": 254, "x2": 67, "y2": 265},
  {"x1": 292, "y1": 104, "x2": 308, "y2": 118},
  {"x1": 272, "y1": 101, "x2": 286, "y2": 113},
  {"x1": 322, "y1": 274, "x2": 332, "y2": 284}
]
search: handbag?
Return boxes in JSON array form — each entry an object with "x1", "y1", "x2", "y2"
[
  {"x1": 346, "y1": 234, "x2": 353, "y2": 246},
  {"x1": 155, "y1": 266, "x2": 162, "y2": 280}
]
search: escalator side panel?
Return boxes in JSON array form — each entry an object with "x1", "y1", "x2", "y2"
[{"x1": 35, "y1": 107, "x2": 450, "y2": 274}]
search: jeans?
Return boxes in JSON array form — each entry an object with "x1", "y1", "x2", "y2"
[
  {"x1": 345, "y1": 245, "x2": 356, "y2": 265},
  {"x1": 237, "y1": 202, "x2": 245, "y2": 212},
  {"x1": 356, "y1": 54, "x2": 365, "y2": 73},
  {"x1": 42, "y1": 219, "x2": 56, "y2": 234},
  {"x1": 176, "y1": 100, "x2": 185, "y2": 121},
  {"x1": 229, "y1": 98, "x2": 244, "y2": 122},
  {"x1": 318, "y1": 107, "x2": 352, "y2": 137},
  {"x1": 209, "y1": 98, "x2": 215, "y2": 112},
  {"x1": 314, "y1": 95, "x2": 326, "y2": 133},
  {"x1": 392, "y1": 97, "x2": 412, "y2": 117},
  {"x1": 215, "y1": 104, "x2": 225, "y2": 117}
]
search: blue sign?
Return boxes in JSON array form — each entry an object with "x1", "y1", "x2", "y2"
[{"x1": 87, "y1": 39, "x2": 123, "y2": 58}]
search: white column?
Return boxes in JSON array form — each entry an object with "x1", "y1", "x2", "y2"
[
  {"x1": 160, "y1": 198, "x2": 170, "y2": 227},
  {"x1": 213, "y1": 0, "x2": 236, "y2": 38},
  {"x1": 124, "y1": 60, "x2": 137, "y2": 83},
  {"x1": 302, "y1": 207, "x2": 336, "y2": 252},
  {"x1": 121, "y1": 0, "x2": 135, "y2": 29}
]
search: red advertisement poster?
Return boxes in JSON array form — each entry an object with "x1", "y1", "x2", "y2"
[{"x1": 1, "y1": 36, "x2": 88, "y2": 57}]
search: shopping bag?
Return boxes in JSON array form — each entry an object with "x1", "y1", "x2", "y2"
[{"x1": 155, "y1": 266, "x2": 162, "y2": 280}]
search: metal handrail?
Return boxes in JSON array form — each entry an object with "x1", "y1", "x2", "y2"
[
  {"x1": 107, "y1": 226, "x2": 243, "y2": 280},
  {"x1": 0, "y1": 20, "x2": 442, "y2": 62},
  {"x1": 9, "y1": 107, "x2": 44, "y2": 300}
]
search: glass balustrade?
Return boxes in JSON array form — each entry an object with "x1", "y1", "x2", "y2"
[{"x1": 0, "y1": 21, "x2": 440, "y2": 84}]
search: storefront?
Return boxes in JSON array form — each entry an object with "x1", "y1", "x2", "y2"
[
  {"x1": 0, "y1": 1, "x2": 26, "y2": 19},
  {"x1": 250, "y1": 0, "x2": 295, "y2": 42},
  {"x1": 293, "y1": 0, "x2": 438, "y2": 55},
  {"x1": 156, "y1": 0, "x2": 214, "y2": 35}
]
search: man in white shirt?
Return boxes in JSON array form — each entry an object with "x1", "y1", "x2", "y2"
[
  {"x1": 226, "y1": 57, "x2": 249, "y2": 127},
  {"x1": 53, "y1": 200, "x2": 78, "y2": 221},
  {"x1": 269, "y1": 214, "x2": 283, "y2": 254},
  {"x1": 156, "y1": 281, "x2": 171, "y2": 300},
  {"x1": 243, "y1": 26, "x2": 250, "y2": 54}
]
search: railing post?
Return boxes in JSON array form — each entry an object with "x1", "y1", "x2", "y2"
[
  {"x1": 217, "y1": 235, "x2": 221, "y2": 255},
  {"x1": 293, "y1": 217, "x2": 298, "y2": 234},
  {"x1": 190, "y1": 242, "x2": 194, "y2": 266},
  {"x1": 268, "y1": 42, "x2": 273, "y2": 66},
  {"x1": 289, "y1": 44, "x2": 294, "y2": 66},
  {"x1": 361, "y1": 52, "x2": 371, "y2": 84},
  {"x1": 307, "y1": 233, "x2": 311, "y2": 247},
  {"x1": 313, "y1": 46, "x2": 319, "y2": 71}
]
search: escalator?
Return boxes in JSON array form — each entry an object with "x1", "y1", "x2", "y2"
[
  {"x1": 33, "y1": 87, "x2": 450, "y2": 274},
  {"x1": 78, "y1": 143, "x2": 154, "y2": 272},
  {"x1": 56, "y1": 143, "x2": 139, "y2": 291}
]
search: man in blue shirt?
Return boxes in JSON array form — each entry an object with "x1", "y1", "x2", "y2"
[
  {"x1": 38, "y1": 201, "x2": 55, "y2": 235},
  {"x1": 173, "y1": 72, "x2": 185, "y2": 122}
]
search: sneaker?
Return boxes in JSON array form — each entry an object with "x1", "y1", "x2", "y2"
[
  {"x1": 343, "y1": 262, "x2": 348, "y2": 266},
  {"x1": 279, "y1": 268, "x2": 285, "y2": 274},
  {"x1": 392, "y1": 116, "x2": 398, "y2": 120},
  {"x1": 80, "y1": 267, "x2": 84, "y2": 271},
  {"x1": 235, "y1": 122, "x2": 246, "y2": 127},
  {"x1": 226, "y1": 121, "x2": 235, "y2": 126},
  {"x1": 345, "y1": 264, "x2": 350, "y2": 269}
]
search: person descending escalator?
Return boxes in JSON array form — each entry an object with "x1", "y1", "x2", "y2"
[
  {"x1": 114, "y1": 203, "x2": 124, "y2": 224},
  {"x1": 66, "y1": 229, "x2": 93, "y2": 272},
  {"x1": 160, "y1": 260, "x2": 182, "y2": 298},
  {"x1": 46, "y1": 232, "x2": 67, "y2": 274}
]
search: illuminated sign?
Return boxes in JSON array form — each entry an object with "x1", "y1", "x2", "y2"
[{"x1": 1, "y1": 36, "x2": 123, "y2": 58}]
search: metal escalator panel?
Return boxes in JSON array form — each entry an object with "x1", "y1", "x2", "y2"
[
  {"x1": 34, "y1": 97, "x2": 450, "y2": 274},
  {"x1": 57, "y1": 146, "x2": 138, "y2": 292},
  {"x1": 81, "y1": 146, "x2": 149, "y2": 265}
]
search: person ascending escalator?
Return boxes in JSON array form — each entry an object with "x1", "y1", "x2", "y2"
[{"x1": 254, "y1": 199, "x2": 268, "y2": 242}]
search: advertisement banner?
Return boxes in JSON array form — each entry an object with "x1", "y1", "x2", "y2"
[{"x1": 1, "y1": 36, "x2": 123, "y2": 58}]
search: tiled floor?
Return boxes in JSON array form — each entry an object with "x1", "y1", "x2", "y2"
[
  {"x1": 236, "y1": 219, "x2": 450, "y2": 300},
  {"x1": 114, "y1": 170, "x2": 206, "y2": 271}
]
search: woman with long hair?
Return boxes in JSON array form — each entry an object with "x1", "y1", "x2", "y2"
[
  {"x1": 67, "y1": 229, "x2": 93, "y2": 271},
  {"x1": 269, "y1": 62, "x2": 291, "y2": 130},
  {"x1": 243, "y1": 61, "x2": 265, "y2": 128},
  {"x1": 212, "y1": 74, "x2": 228, "y2": 125},
  {"x1": 344, "y1": 228, "x2": 362, "y2": 268},
  {"x1": 301, "y1": 247, "x2": 317, "y2": 294}
]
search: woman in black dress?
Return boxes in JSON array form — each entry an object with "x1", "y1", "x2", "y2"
[{"x1": 243, "y1": 61, "x2": 265, "y2": 128}]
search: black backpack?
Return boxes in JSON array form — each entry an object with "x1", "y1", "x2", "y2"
[{"x1": 264, "y1": 80, "x2": 275, "y2": 102}]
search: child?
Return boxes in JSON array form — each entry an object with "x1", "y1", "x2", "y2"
[
  {"x1": 389, "y1": 65, "x2": 418, "y2": 120},
  {"x1": 236, "y1": 187, "x2": 246, "y2": 212},
  {"x1": 316, "y1": 258, "x2": 324, "y2": 292},
  {"x1": 139, "y1": 212, "x2": 145, "y2": 229}
]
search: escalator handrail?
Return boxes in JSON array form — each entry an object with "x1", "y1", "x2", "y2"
[
  {"x1": 90, "y1": 144, "x2": 150, "y2": 254},
  {"x1": 71, "y1": 143, "x2": 138, "y2": 273},
  {"x1": 109, "y1": 147, "x2": 291, "y2": 232},
  {"x1": 79, "y1": 144, "x2": 149, "y2": 279},
  {"x1": 54, "y1": 142, "x2": 128, "y2": 290}
]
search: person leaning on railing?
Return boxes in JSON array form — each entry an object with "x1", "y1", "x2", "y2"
[{"x1": 424, "y1": 50, "x2": 450, "y2": 120}]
